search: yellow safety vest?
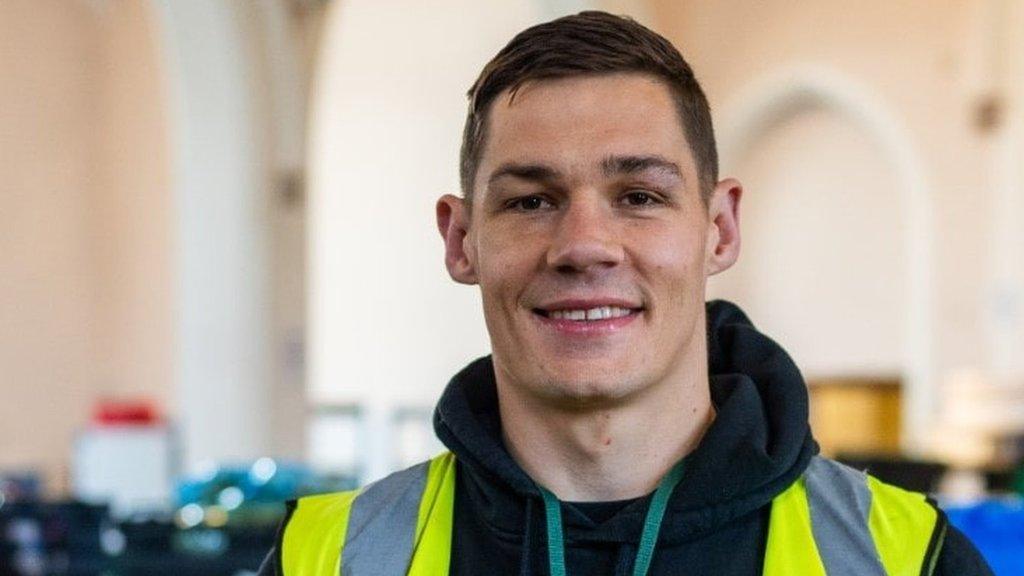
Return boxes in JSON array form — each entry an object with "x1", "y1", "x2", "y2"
[{"x1": 277, "y1": 453, "x2": 945, "y2": 576}]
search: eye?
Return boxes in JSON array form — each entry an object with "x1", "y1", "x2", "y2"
[
  {"x1": 622, "y1": 190, "x2": 659, "y2": 207},
  {"x1": 509, "y1": 195, "x2": 553, "y2": 212}
]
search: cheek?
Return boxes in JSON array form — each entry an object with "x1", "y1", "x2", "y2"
[
  {"x1": 639, "y1": 224, "x2": 706, "y2": 273},
  {"x1": 475, "y1": 228, "x2": 541, "y2": 308},
  {"x1": 482, "y1": 215, "x2": 552, "y2": 262},
  {"x1": 635, "y1": 227, "x2": 707, "y2": 308}
]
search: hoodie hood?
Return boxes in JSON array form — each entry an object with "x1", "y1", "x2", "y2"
[{"x1": 433, "y1": 299, "x2": 817, "y2": 548}]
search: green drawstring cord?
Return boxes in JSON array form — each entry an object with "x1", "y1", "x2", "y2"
[
  {"x1": 541, "y1": 486, "x2": 567, "y2": 575},
  {"x1": 538, "y1": 460, "x2": 686, "y2": 576},
  {"x1": 631, "y1": 460, "x2": 686, "y2": 575}
]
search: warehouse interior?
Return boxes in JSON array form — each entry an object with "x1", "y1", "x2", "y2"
[{"x1": 2, "y1": 0, "x2": 1023, "y2": 573}]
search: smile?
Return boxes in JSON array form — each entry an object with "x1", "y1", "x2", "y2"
[
  {"x1": 531, "y1": 304, "x2": 643, "y2": 335},
  {"x1": 537, "y1": 306, "x2": 635, "y2": 321}
]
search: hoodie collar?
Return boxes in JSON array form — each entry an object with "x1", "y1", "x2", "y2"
[{"x1": 433, "y1": 300, "x2": 817, "y2": 544}]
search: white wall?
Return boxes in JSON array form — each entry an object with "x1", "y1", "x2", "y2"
[
  {"x1": 153, "y1": 0, "x2": 317, "y2": 469},
  {"x1": 153, "y1": 0, "x2": 275, "y2": 471},
  {"x1": 1, "y1": 0, "x2": 314, "y2": 480},
  {"x1": 0, "y1": 0, "x2": 172, "y2": 494},
  {"x1": 986, "y1": 0, "x2": 1024, "y2": 380},
  {"x1": 711, "y1": 102, "x2": 906, "y2": 377}
]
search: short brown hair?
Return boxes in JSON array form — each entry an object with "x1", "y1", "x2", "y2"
[{"x1": 460, "y1": 11, "x2": 718, "y2": 205}]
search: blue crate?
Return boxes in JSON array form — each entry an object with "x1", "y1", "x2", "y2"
[{"x1": 945, "y1": 498, "x2": 1024, "y2": 576}]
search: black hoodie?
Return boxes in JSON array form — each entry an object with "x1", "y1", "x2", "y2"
[{"x1": 432, "y1": 300, "x2": 993, "y2": 576}]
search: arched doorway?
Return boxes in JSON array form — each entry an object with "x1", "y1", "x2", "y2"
[{"x1": 713, "y1": 67, "x2": 934, "y2": 454}]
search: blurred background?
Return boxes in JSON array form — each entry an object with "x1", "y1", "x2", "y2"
[{"x1": 2, "y1": 0, "x2": 1023, "y2": 573}]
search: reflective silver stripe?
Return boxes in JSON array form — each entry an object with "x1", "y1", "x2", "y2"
[
  {"x1": 804, "y1": 456, "x2": 887, "y2": 576},
  {"x1": 341, "y1": 461, "x2": 431, "y2": 576}
]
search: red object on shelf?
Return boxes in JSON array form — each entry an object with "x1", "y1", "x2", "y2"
[{"x1": 93, "y1": 400, "x2": 160, "y2": 425}]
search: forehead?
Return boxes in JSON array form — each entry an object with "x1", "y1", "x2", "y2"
[{"x1": 476, "y1": 73, "x2": 697, "y2": 188}]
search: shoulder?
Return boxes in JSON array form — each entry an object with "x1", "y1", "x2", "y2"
[
  {"x1": 286, "y1": 457, "x2": 438, "y2": 532},
  {"x1": 292, "y1": 452, "x2": 455, "y2": 519},
  {"x1": 803, "y1": 455, "x2": 933, "y2": 509},
  {"x1": 259, "y1": 457, "x2": 430, "y2": 575},
  {"x1": 801, "y1": 456, "x2": 946, "y2": 574},
  {"x1": 801, "y1": 456, "x2": 940, "y2": 533},
  {"x1": 932, "y1": 523, "x2": 995, "y2": 576},
  {"x1": 267, "y1": 453, "x2": 457, "y2": 574}
]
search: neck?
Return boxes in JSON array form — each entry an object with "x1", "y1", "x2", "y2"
[{"x1": 497, "y1": 351, "x2": 715, "y2": 502}]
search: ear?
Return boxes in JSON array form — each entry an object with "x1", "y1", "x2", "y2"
[
  {"x1": 704, "y1": 178, "x2": 742, "y2": 276},
  {"x1": 436, "y1": 194, "x2": 479, "y2": 285}
]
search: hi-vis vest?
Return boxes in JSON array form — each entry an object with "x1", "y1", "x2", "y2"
[{"x1": 277, "y1": 453, "x2": 947, "y2": 576}]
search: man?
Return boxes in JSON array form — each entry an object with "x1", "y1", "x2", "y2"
[{"x1": 260, "y1": 11, "x2": 993, "y2": 575}]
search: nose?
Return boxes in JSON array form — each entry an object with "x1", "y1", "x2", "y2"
[{"x1": 546, "y1": 197, "x2": 624, "y2": 275}]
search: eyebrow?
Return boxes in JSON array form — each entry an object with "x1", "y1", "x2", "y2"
[
  {"x1": 601, "y1": 155, "x2": 682, "y2": 180},
  {"x1": 487, "y1": 163, "x2": 561, "y2": 187},
  {"x1": 486, "y1": 155, "x2": 683, "y2": 188}
]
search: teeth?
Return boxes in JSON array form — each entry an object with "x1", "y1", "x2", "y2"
[{"x1": 549, "y1": 306, "x2": 634, "y2": 321}]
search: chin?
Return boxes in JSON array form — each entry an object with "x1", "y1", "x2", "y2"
[{"x1": 538, "y1": 366, "x2": 642, "y2": 406}]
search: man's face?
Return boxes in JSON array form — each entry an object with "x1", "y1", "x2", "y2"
[{"x1": 439, "y1": 73, "x2": 740, "y2": 406}]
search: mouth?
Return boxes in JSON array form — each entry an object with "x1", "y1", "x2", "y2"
[
  {"x1": 530, "y1": 301, "x2": 644, "y2": 335},
  {"x1": 532, "y1": 305, "x2": 642, "y2": 321}
]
